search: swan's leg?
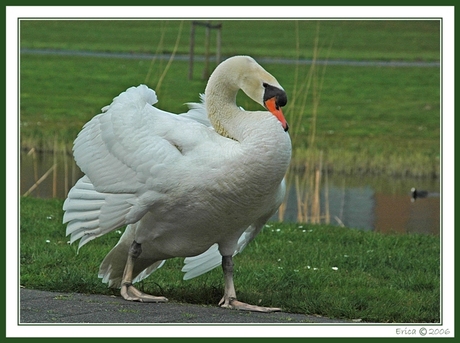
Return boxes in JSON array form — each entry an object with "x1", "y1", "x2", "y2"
[
  {"x1": 218, "y1": 255, "x2": 281, "y2": 313},
  {"x1": 120, "y1": 240, "x2": 168, "y2": 303}
]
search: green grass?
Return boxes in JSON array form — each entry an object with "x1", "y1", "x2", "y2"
[
  {"x1": 20, "y1": 20, "x2": 440, "y2": 61},
  {"x1": 19, "y1": 19, "x2": 440, "y2": 176},
  {"x1": 20, "y1": 197, "x2": 440, "y2": 323},
  {"x1": 20, "y1": 53, "x2": 440, "y2": 176}
]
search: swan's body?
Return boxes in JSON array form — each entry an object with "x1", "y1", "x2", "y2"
[{"x1": 63, "y1": 56, "x2": 291, "y2": 311}]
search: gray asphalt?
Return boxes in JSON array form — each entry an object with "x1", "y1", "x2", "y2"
[
  {"x1": 20, "y1": 288, "x2": 349, "y2": 324},
  {"x1": 20, "y1": 48, "x2": 440, "y2": 68}
]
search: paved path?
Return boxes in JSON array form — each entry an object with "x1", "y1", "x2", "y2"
[
  {"x1": 20, "y1": 288, "x2": 349, "y2": 324},
  {"x1": 20, "y1": 48, "x2": 440, "y2": 68}
]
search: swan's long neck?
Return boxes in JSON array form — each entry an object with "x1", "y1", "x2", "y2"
[
  {"x1": 205, "y1": 71, "x2": 244, "y2": 141},
  {"x1": 204, "y1": 60, "x2": 291, "y2": 185}
]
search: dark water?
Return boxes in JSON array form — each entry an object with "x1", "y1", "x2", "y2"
[
  {"x1": 278, "y1": 174, "x2": 440, "y2": 235},
  {"x1": 20, "y1": 150, "x2": 440, "y2": 235}
]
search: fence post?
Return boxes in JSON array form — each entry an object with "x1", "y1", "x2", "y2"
[
  {"x1": 202, "y1": 21, "x2": 211, "y2": 79},
  {"x1": 188, "y1": 22, "x2": 196, "y2": 80},
  {"x1": 216, "y1": 24, "x2": 221, "y2": 65},
  {"x1": 189, "y1": 21, "x2": 222, "y2": 80}
]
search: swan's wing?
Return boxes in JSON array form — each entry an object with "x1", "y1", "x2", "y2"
[
  {"x1": 63, "y1": 85, "x2": 214, "y2": 249},
  {"x1": 181, "y1": 179, "x2": 287, "y2": 280},
  {"x1": 73, "y1": 84, "x2": 206, "y2": 194}
]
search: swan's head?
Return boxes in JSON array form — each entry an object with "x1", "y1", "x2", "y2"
[
  {"x1": 207, "y1": 56, "x2": 289, "y2": 132},
  {"x1": 238, "y1": 56, "x2": 288, "y2": 131}
]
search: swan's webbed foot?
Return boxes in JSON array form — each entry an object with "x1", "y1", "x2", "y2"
[
  {"x1": 219, "y1": 296, "x2": 281, "y2": 313},
  {"x1": 219, "y1": 255, "x2": 282, "y2": 313},
  {"x1": 121, "y1": 282, "x2": 168, "y2": 303}
]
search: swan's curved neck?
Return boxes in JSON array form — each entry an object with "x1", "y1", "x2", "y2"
[
  {"x1": 205, "y1": 73, "x2": 244, "y2": 141},
  {"x1": 205, "y1": 65, "x2": 241, "y2": 140},
  {"x1": 204, "y1": 58, "x2": 292, "y2": 189}
]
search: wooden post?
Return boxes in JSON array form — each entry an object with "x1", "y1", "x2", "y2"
[
  {"x1": 63, "y1": 149, "x2": 69, "y2": 198},
  {"x1": 188, "y1": 21, "x2": 222, "y2": 80},
  {"x1": 202, "y1": 21, "x2": 211, "y2": 80},
  {"x1": 216, "y1": 24, "x2": 221, "y2": 65},
  {"x1": 53, "y1": 138, "x2": 57, "y2": 198},
  {"x1": 188, "y1": 22, "x2": 196, "y2": 80},
  {"x1": 23, "y1": 164, "x2": 57, "y2": 197}
]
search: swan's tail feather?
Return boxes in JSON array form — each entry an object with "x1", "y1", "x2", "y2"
[
  {"x1": 132, "y1": 260, "x2": 166, "y2": 284},
  {"x1": 181, "y1": 244, "x2": 222, "y2": 280},
  {"x1": 181, "y1": 224, "x2": 260, "y2": 280}
]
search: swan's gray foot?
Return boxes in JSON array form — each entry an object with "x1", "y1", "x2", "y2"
[
  {"x1": 219, "y1": 296, "x2": 281, "y2": 312},
  {"x1": 121, "y1": 283, "x2": 168, "y2": 303},
  {"x1": 120, "y1": 240, "x2": 168, "y2": 303}
]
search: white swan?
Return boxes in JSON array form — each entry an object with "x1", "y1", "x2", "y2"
[{"x1": 63, "y1": 55, "x2": 291, "y2": 312}]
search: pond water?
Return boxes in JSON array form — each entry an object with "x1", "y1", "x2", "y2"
[
  {"x1": 277, "y1": 173, "x2": 439, "y2": 235},
  {"x1": 20, "y1": 150, "x2": 440, "y2": 235}
]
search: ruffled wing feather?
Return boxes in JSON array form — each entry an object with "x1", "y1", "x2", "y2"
[{"x1": 64, "y1": 85, "x2": 215, "y2": 249}]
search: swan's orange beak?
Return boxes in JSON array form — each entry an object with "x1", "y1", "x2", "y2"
[{"x1": 265, "y1": 97, "x2": 289, "y2": 132}]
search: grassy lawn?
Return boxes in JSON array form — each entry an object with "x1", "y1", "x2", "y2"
[
  {"x1": 20, "y1": 197, "x2": 440, "y2": 323},
  {"x1": 20, "y1": 55, "x2": 440, "y2": 176}
]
